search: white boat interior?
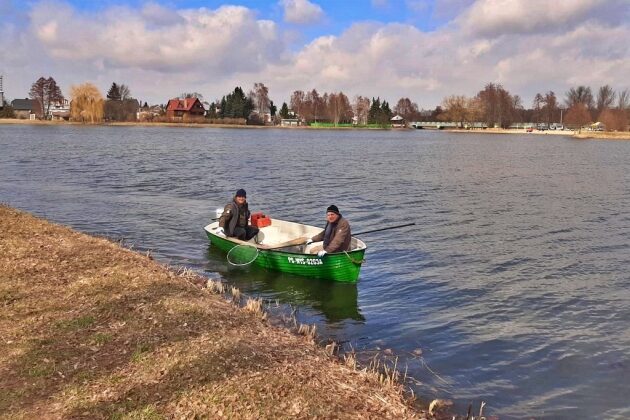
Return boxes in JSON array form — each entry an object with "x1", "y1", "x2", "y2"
[{"x1": 204, "y1": 219, "x2": 366, "y2": 253}]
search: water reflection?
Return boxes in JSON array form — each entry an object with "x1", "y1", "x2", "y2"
[
  {"x1": 204, "y1": 246, "x2": 364, "y2": 323},
  {"x1": 3, "y1": 125, "x2": 630, "y2": 418}
]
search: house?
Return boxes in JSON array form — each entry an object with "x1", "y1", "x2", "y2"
[
  {"x1": 390, "y1": 114, "x2": 406, "y2": 128},
  {"x1": 48, "y1": 98, "x2": 70, "y2": 121},
  {"x1": 137, "y1": 105, "x2": 163, "y2": 122},
  {"x1": 165, "y1": 97, "x2": 205, "y2": 122},
  {"x1": 11, "y1": 99, "x2": 42, "y2": 120},
  {"x1": 280, "y1": 118, "x2": 300, "y2": 127}
]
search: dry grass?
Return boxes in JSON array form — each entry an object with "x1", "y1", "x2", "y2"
[
  {"x1": 0, "y1": 205, "x2": 426, "y2": 419},
  {"x1": 573, "y1": 130, "x2": 630, "y2": 140}
]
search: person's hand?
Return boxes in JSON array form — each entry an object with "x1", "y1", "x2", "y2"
[
  {"x1": 305, "y1": 238, "x2": 313, "y2": 245},
  {"x1": 216, "y1": 227, "x2": 224, "y2": 236},
  {"x1": 317, "y1": 250, "x2": 327, "y2": 258}
]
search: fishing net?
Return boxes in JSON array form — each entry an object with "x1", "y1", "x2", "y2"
[{"x1": 226, "y1": 244, "x2": 259, "y2": 266}]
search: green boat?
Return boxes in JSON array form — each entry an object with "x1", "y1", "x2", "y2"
[{"x1": 204, "y1": 219, "x2": 367, "y2": 283}]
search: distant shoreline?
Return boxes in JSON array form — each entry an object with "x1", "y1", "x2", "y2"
[
  {"x1": 2, "y1": 118, "x2": 629, "y2": 139},
  {"x1": 444, "y1": 127, "x2": 630, "y2": 140}
]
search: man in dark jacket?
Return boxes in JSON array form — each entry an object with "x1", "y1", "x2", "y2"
[
  {"x1": 306, "y1": 205, "x2": 352, "y2": 257},
  {"x1": 217, "y1": 189, "x2": 259, "y2": 241}
]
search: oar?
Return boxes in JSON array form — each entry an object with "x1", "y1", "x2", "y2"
[
  {"x1": 353, "y1": 222, "x2": 416, "y2": 236},
  {"x1": 263, "y1": 237, "x2": 309, "y2": 250}
]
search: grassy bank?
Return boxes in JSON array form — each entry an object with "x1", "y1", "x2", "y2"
[{"x1": 0, "y1": 205, "x2": 429, "y2": 419}]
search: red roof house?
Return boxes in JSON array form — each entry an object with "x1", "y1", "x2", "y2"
[{"x1": 165, "y1": 97, "x2": 205, "y2": 122}]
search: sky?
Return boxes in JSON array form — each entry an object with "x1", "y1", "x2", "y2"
[{"x1": 1, "y1": 0, "x2": 629, "y2": 108}]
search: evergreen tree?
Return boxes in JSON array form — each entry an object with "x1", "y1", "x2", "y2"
[
  {"x1": 206, "y1": 102, "x2": 218, "y2": 119},
  {"x1": 0, "y1": 104, "x2": 15, "y2": 118},
  {"x1": 219, "y1": 96, "x2": 227, "y2": 118},
  {"x1": 279, "y1": 102, "x2": 290, "y2": 118},
  {"x1": 368, "y1": 97, "x2": 381, "y2": 124},
  {"x1": 107, "y1": 83, "x2": 121, "y2": 101},
  {"x1": 217, "y1": 87, "x2": 255, "y2": 119},
  {"x1": 380, "y1": 100, "x2": 393, "y2": 124}
]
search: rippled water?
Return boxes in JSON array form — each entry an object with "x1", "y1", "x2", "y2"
[{"x1": 1, "y1": 125, "x2": 629, "y2": 418}]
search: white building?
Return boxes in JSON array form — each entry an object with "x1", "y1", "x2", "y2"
[{"x1": 48, "y1": 98, "x2": 70, "y2": 120}]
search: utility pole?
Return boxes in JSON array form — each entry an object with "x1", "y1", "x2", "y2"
[{"x1": 0, "y1": 75, "x2": 4, "y2": 108}]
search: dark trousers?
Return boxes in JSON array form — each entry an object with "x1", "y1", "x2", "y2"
[{"x1": 231, "y1": 226, "x2": 259, "y2": 241}]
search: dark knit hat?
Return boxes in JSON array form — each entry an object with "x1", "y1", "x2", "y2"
[
  {"x1": 326, "y1": 205, "x2": 340, "y2": 215},
  {"x1": 235, "y1": 189, "x2": 247, "y2": 197}
]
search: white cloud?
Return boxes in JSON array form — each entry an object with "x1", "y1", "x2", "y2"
[
  {"x1": 458, "y1": 0, "x2": 624, "y2": 37},
  {"x1": 280, "y1": 0, "x2": 324, "y2": 25},
  {"x1": 29, "y1": 4, "x2": 282, "y2": 74},
  {"x1": 1, "y1": 0, "x2": 628, "y2": 109},
  {"x1": 141, "y1": 3, "x2": 186, "y2": 27}
]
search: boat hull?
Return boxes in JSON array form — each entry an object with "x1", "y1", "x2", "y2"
[{"x1": 205, "y1": 228, "x2": 365, "y2": 283}]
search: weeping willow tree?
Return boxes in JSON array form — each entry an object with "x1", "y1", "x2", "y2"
[{"x1": 70, "y1": 83, "x2": 104, "y2": 123}]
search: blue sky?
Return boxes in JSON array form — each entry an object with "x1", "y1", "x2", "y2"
[
  {"x1": 29, "y1": 0, "x2": 465, "y2": 54},
  {"x1": 1, "y1": 0, "x2": 628, "y2": 107},
  {"x1": 55, "y1": 0, "x2": 458, "y2": 32}
]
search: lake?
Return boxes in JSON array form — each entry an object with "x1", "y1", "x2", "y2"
[{"x1": 1, "y1": 124, "x2": 629, "y2": 418}]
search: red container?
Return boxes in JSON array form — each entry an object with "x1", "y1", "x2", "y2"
[{"x1": 250, "y1": 212, "x2": 271, "y2": 228}]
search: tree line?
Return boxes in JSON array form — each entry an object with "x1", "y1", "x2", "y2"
[
  {"x1": 3, "y1": 76, "x2": 629, "y2": 131},
  {"x1": 439, "y1": 83, "x2": 629, "y2": 130}
]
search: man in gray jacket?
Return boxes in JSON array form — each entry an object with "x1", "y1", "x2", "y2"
[
  {"x1": 307, "y1": 205, "x2": 352, "y2": 258},
  {"x1": 217, "y1": 189, "x2": 259, "y2": 241}
]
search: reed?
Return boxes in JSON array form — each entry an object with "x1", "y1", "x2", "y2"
[
  {"x1": 245, "y1": 297, "x2": 265, "y2": 319},
  {"x1": 230, "y1": 286, "x2": 241, "y2": 304},
  {"x1": 206, "y1": 279, "x2": 225, "y2": 294},
  {"x1": 325, "y1": 341, "x2": 338, "y2": 357},
  {"x1": 297, "y1": 323, "x2": 317, "y2": 341}
]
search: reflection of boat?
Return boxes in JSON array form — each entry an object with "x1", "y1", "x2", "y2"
[
  {"x1": 262, "y1": 274, "x2": 364, "y2": 322},
  {"x1": 205, "y1": 252, "x2": 365, "y2": 322},
  {"x1": 204, "y1": 219, "x2": 366, "y2": 283}
]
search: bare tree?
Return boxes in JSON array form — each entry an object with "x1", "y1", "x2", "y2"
[
  {"x1": 476, "y1": 83, "x2": 519, "y2": 128},
  {"x1": 393, "y1": 97, "x2": 420, "y2": 121},
  {"x1": 599, "y1": 108, "x2": 628, "y2": 131},
  {"x1": 564, "y1": 103, "x2": 591, "y2": 130},
  {"x1": 305, "y1": 89, "x2": 323, "y2": 122},
  {"x1": 565, "y1": 86, "x2": 594, "y2": 109},
  {"x1": 353, "y1": 95, "x2": 370, "y2": 125},
  {"x1": 532, "y1": 93, "x2": 544, "y2": 123},
  {"x1": 290, "y1": 90, "x2": 305, "y2": 120},
  {"x1": 70, "y1": 83, "x2": 104, "y2": 123},
  {"x1": 29, "y1": 76, "x2": 64, "y2": 119},
  {"x1": 617, "y1": 89, "x2": 629, "y2": 110},
  {"x1": 119, "y1": 84, "x2": 131, "y2": 101},
  {"x1": 543, "y1": 91, "x2": 558, "y2": 124},
  {"x1": 440, "y1": 95, "x2": 470, "y2": 127},
  {"x1": 326, "y1": 92, "x2": 352, "y2": 125},
  {"x1": 180, "y1": 92, "x2": 204, "y2": 100},
  {"x1": 596, "y1": 85, "x2": 615, "y2": 114},
  {"x1": 250, "y1": 82, "x2": 270, "y2": 118}
]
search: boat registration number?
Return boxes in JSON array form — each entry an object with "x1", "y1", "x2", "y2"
[{"x1": 287, "y1": 256, "x2": 323, "y2": 266}]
